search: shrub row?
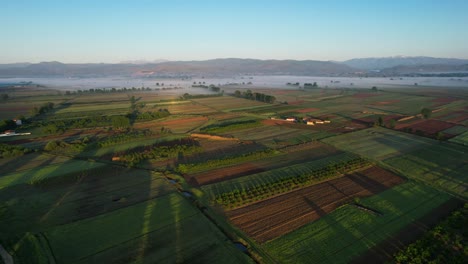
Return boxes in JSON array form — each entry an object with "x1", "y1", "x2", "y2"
[{"x1": 215, "y1": 157, "x2": 370, "y2": 209}]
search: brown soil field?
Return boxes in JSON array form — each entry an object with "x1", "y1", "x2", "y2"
[
  {"x1": 190, "y1": 142, "x2": 340, "y2": 186},
  {"x1": 189, "y1": 163, "x2": 265, "y2": 186},
  {"x1": 405, "y1": 119, "x2": 455, "y2": 135},
  {"x1": 261, "y1": 119, "x2": 295, "y2": 126},
  {"x1": 190, "y1": 133, "x2": 239, "y2": 141},
  {"x1": 226, "y1": 166, "x2": 404, "y2": 243},
  {"x1": 351, "y1": 198, "x2": 465, "y2": 264}
]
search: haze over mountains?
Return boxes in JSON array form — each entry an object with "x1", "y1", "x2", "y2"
[
  {"x1": 341, "y1": 56, "x2": 468, "y2": 70},
  {"x1": 0, "y1": 56, "x2": 467, "y2": 78}
]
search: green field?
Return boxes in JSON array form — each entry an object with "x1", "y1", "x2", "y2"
[
  {"x1": 449, "y1": 131, "x2": 468, "y2": 146},
  {"x1": 383, "y1": 142, "x2": 468, "y2": 198},
  {"x1": 264, "y1": 182, "x2": 452, "y2": 264},
  {"x1": 322, "y1": 127, "x2": 435, "y2": 160},
  {"x1": 39, "y1": 193, "x2": 251, "y2": 264},
  {"x1": 0, "y1": 159, "x2": 105, "y2": 189},
  {"x1": 201, "y1": 152, "x2": 363, "y2": 201}
]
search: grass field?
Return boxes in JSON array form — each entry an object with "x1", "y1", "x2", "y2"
[
  {"x1": 0, "y1": 159, "x2": 105, "y2": 189},
  {"x1": 37, "y1": 193, "x2": 251, "y2": 264},
  {"x1": 322, "y1": 127, "x2": 435, "y2": 160},
  {"x1": 192, "y1": 96, "x2": 268, "y2": 111},
  {"x1": 382, "y1": 142, "x2": 468, "y2": 198},
  {"x1": 449, "y1": 131, "x2": 468, "y2": 145},
  {"x1": 264, "y1": 181, "x2": 452, "y2": 264}
]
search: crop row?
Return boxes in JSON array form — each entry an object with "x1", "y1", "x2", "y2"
[
  {"x1": 215, "y1": 157, "x2": 371, "y2": 209},
  {"x1": 176, "y1": 149, "x2": 278, "y2": 174},
  {"x1": 118, "y1": 142, "x2": 203, "y2": 167},
  {"x1": 200, "y1": 119, "x2": 262, "y2": 134},
  {"x1": 97, "y1": 129, "x2": 154, "y2": 147}
]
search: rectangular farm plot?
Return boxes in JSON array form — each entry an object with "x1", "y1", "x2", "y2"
[
  {"x1": 322, "y1": 127, "x2": 435, "y2": 160},
  {"x1": 383, "y1": 142, "x2": 468, "y2": 198},
  {"x1": 0, "y1": 167, "x2": 173, "y2": 238},
  {"x1": 134, "y1": 116, "x2": 209, "y2": 133},
  {"x1": 226, "y1": 166, "x2": 404, "y2": 243},
  {"x1": 42, "y1": 193, "x2": 251, "y2": 264},
  {"x1": 264, "y1": 182, "x2": 452, "y2": 264},
  {"x1": 163, "y1": 102, "x2": 216, "y2": 114},
  {"x1": 191, "y1": 96, "x2": 267, "y2": 111},
  {"x1": 401, "y1": 119, "x2": 455, "y2": 135}
]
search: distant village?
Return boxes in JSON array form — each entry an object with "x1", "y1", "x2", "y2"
[{"x1": 0, "y1": 119, "x2": 31, "y2": 137}]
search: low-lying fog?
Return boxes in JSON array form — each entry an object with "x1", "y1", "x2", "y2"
[{"x1": 1, "y1": 76, "x2": 467, "y2": 91}]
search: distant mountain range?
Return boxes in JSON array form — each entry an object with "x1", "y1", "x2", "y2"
[
  {"x1": 0, "y1": 57, "x2": 467, "y2": 78},
  {"x1": 341, "y1": 56, "x2": 468, "y2": 70}
]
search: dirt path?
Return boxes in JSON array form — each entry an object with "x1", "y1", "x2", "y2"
[{"x1": 0, "y1": 244, "x2": 13, "y2": 264}]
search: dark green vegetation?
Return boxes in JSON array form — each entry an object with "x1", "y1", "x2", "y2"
[
  {"x1": 394, "y1": 203, "x2": 467, "y2": 264},
  {"x1": 0, "y1": 143, "x2": 34, "y2": 158},
  {"x1": 0, "y1": 82, "x2": 466, "y2": 263}
]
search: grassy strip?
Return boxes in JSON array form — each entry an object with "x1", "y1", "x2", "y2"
[
  {"x1": 200, "y1": 119, "x2": 262, "y2": 134},
  {"x1": 0, "y1": 160, "x2": 105, "y2": 189}
]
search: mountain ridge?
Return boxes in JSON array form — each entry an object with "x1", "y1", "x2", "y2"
[{"x1": 1, "y1": 57, "x2": 467, "y2": 77}]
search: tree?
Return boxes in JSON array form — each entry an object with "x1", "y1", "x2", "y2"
[
  {"x1": 371, "y1": 86, "x2": 378, "y2": 91},
  {"x1": 421, "y1": 108, "x2": 432, "y2": 119},
  {"x1": 234, "y1": 90, "x2": 241, "y2": 97},
  {"x1": 377, "y1": 116, "x2": 384, "y2": 126},
  {"x1": 1, "y1": 94, "x2": 9, "y2": 100},
  {"x1": 389, "y1": 119, "x2": 396, "y2": 129},
  {"x1": 111, "y1": 116, "x2": 131, "y2": 130}
]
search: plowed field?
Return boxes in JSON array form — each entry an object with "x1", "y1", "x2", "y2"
[{"x1": 226, "y1": 166, "x2": 404, "y2": 243}]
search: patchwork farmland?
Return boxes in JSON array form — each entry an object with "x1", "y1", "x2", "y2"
[{"x1": 0, "y1": 82, "x2": 466, "y2": 263}]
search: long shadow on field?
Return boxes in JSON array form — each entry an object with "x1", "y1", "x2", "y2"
[
  {"x1": 302, "y1": 197, "x2": 360, "y2": 263},
  {"x1": 346, "y1": 171, "x2": 389, "y2": 196}
]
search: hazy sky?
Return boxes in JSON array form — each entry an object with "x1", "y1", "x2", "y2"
[{"x1": 1, "y1": 0, "x2": 467, "y2": 63}]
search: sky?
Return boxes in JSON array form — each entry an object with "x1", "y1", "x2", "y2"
[{"x1": 1, "y1": 0, "x2": 468, "y2": 63}]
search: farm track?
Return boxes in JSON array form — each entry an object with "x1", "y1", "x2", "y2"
[{"x1": 226, "y1": 166, "x2": 404, "y2": 243}]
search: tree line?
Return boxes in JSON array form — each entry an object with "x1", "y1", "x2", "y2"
[{"x1": 233, "y1": 90, "x2": 276, "y2": 103}]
